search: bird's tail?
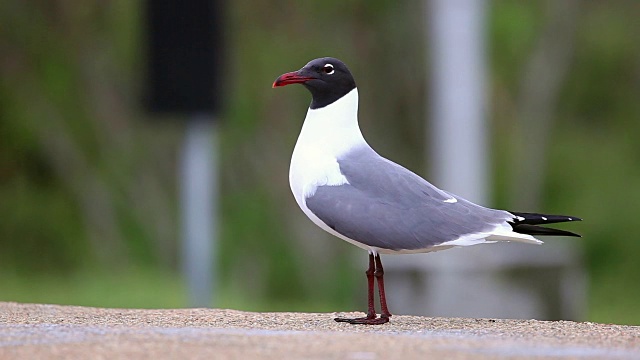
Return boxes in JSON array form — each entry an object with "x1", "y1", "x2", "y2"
[{"x1": 508, "y1": 211, "x2": 581, "y2": 237}]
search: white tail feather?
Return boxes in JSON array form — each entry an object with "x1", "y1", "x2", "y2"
[{"x1": 441, "y1": 223, "x2": 543, "y2": 247}]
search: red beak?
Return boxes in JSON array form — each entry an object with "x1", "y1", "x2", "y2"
[{"x1": 272, "y1": 71, "x2": 315, "y2": 88}]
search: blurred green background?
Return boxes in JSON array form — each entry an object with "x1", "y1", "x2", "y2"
[{"x1": 1, "y1": 1, "x2": 639, "y2": 325}]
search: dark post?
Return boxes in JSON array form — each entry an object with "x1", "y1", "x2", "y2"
[{"x1": 145, "y1": 0, "x2": 224, "y2": 307}]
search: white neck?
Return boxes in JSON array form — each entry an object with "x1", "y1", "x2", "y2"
[{"x1": 296, "y1": 88, "x2": 365, "y2": 158}]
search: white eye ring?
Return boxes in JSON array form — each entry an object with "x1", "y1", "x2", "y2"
[{"x1": 323, "y1": 64, "x2": 335, "y2": 75}]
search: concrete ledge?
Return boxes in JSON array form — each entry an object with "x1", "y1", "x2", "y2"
[{"x1": 0, "y1": 302, "x2": 638, "y2": 359}]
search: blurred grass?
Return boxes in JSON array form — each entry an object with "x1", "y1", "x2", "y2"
[
  {"x1": 0, "y1": 269, "x2": 186, "y2": 309},
  {"x1": 0, "y1": 268, "x2": 343, "y2": 313}
]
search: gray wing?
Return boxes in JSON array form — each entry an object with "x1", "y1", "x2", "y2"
[{"x1": 305, "y1": 147, "x2": 512, "y2": 251}]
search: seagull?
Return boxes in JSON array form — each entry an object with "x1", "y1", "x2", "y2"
[{"x1": 272, "y1": 57, "x2": 580, "y2": 325}]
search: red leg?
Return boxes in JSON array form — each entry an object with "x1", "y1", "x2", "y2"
[
  {"x1": 335, "y1": 253, "x2": 391, "y2": 325},
  {"x1": 335, "y1": 253, "x2": 376, "y2": 323},
  {"x1": 375, "y1": 254, "x2": 392, "y2": 320},
  {"x1": 363, "y1": 253, "x2": 377, "y2": 318}
]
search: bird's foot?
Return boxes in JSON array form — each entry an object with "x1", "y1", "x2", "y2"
[{"x1": 334, "y1": 314, "x2": 390, "y2": 325}]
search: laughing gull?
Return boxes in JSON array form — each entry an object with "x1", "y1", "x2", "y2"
[{"x1": 272, "y1": 57, "x2": 580, "y2": 325}]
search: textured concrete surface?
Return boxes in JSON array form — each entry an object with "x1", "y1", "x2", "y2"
[{"x1": 0, "y1": 302, "x2": 639, "y2": 359}]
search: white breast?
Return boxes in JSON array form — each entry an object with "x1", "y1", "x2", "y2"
[
  {"x1": 289, "y1": 89, "x2": 365, "y2": 203},
  {"x1": 288, "y1": 89, "x2": 373, "y2": 250}
]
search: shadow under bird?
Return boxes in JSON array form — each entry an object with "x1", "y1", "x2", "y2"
[{"x1": 272, "y1": 57, "x2": 581, "y2": 325}]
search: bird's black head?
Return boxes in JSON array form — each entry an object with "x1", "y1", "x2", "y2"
[{"x1": 273, "y1": 57, "x2": 356, "y2": 109}]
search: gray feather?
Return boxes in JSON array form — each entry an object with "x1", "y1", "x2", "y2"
[{"x1": 305, "y1": 147, "x2": 512, "y2": 251}]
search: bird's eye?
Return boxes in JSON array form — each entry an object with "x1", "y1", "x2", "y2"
[{"x1": 323, "y1": 64, "x2": 335, "y2": 75}]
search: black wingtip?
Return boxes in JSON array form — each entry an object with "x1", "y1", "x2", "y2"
[
  {"x1": 512, "y1": 223, "x2": 581, "y2": 237},
  {"x1": 508, "y1": 211, "x2": 581, "y2": 237},
  {"x1": 510, "y1": 211, "x2": 582, "y2": 225}
]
